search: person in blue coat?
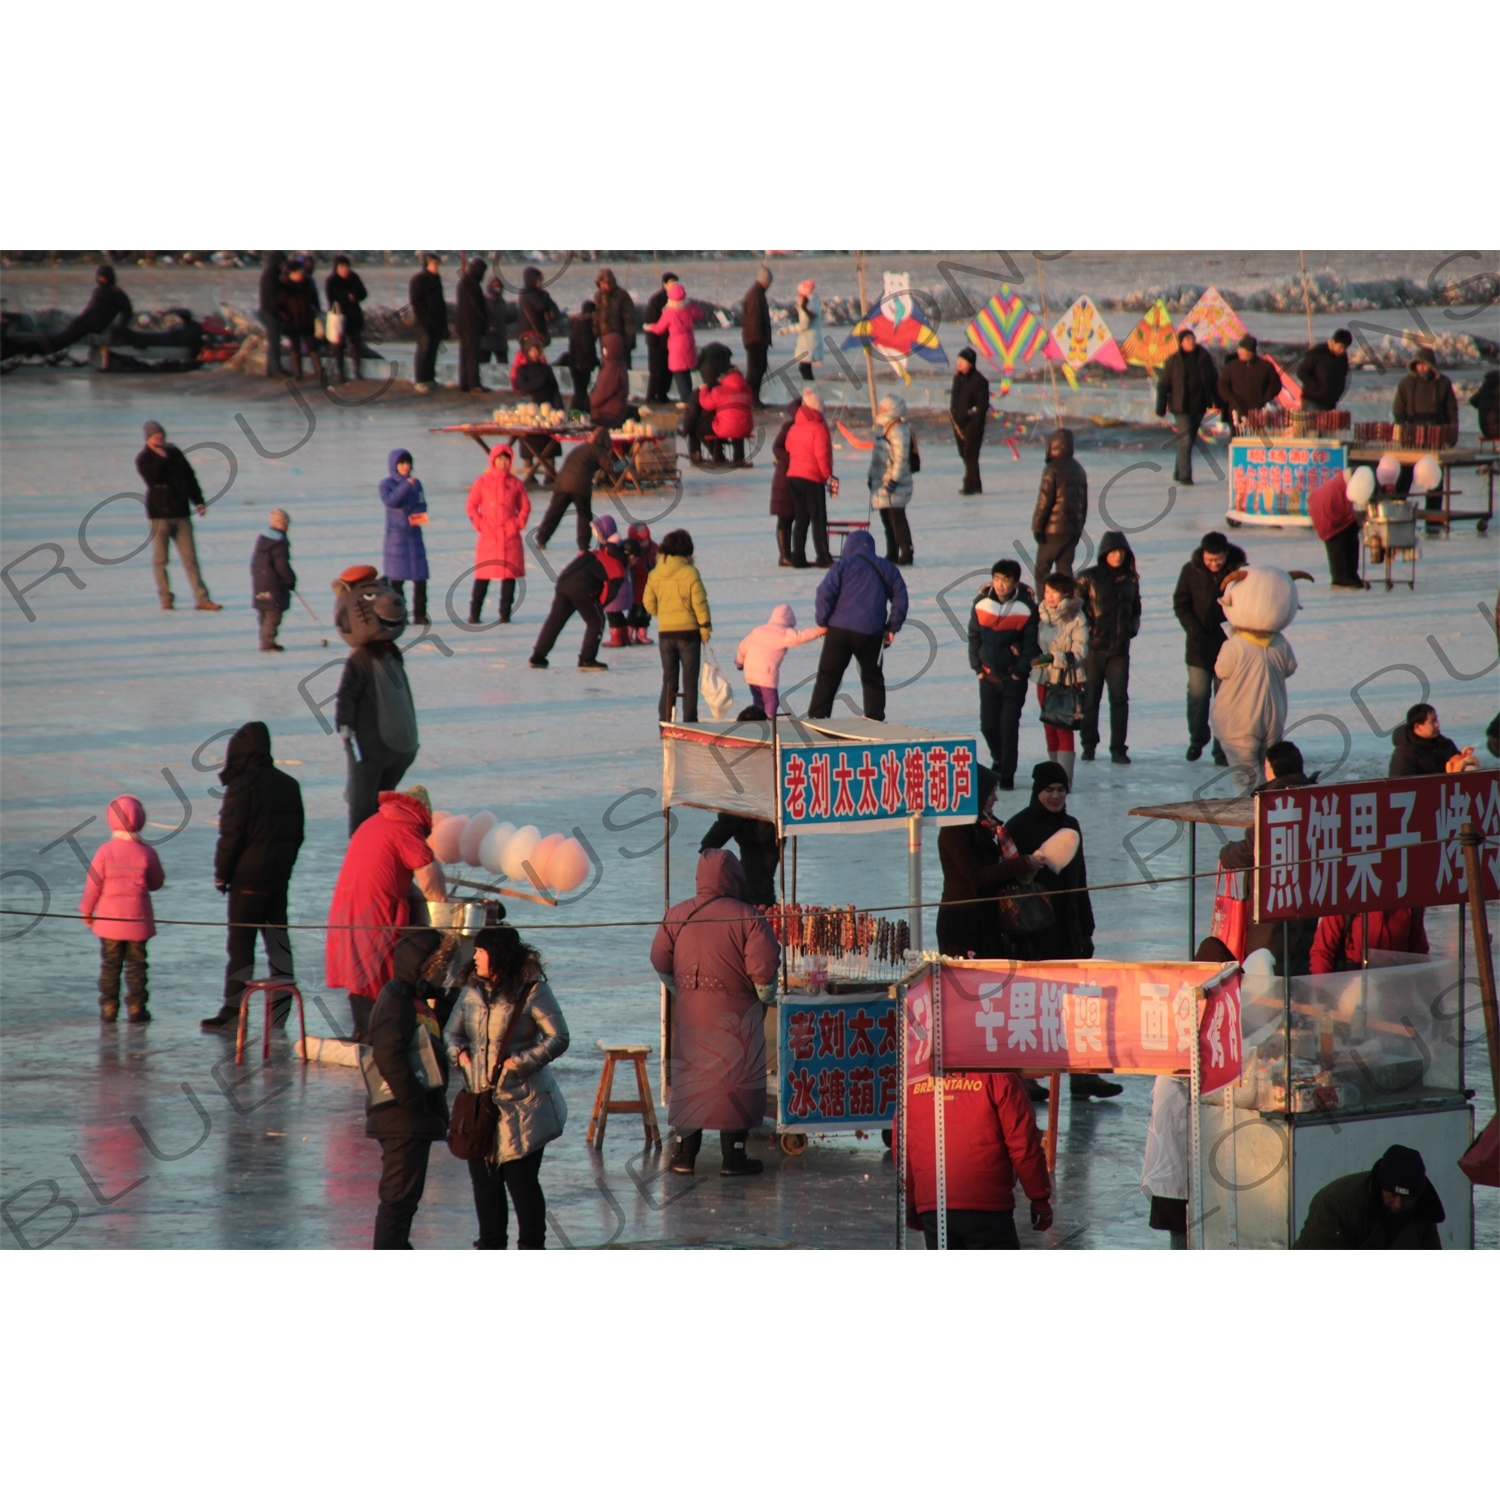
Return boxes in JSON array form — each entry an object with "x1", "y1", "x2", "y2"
[
  {"x1": 380, "y1": 449, "x2": 431, "y2": 624},
  {"x1": 805, "y1": 529, "x2": 908, "y2": 720}
]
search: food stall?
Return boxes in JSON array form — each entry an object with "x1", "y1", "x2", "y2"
[
  {"x1": 660, "y1": 716, "x2": 979, "y2": 1150},
  {"x1": 1226, "y1": 410, "x2": 1349, "y2": 529},
  {"x1": 1349, "y1": 421, "x2": 1494, "y2": 536}
]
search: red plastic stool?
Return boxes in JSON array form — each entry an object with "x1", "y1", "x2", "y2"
[{"x1": 235, "y1": 978, "x2": 308, "y2": 1065}]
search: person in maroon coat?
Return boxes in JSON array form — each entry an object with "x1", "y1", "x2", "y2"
[
  {"x1": 897, "y1": 1072, "x2": 1053, "y2": 1249},
  {"x1": 652, "y1": 848, "x2": 781, "y2": 1176}
]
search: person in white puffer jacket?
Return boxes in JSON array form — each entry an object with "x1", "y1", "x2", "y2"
[
  {"x1": 734, "y1": 603, "x2": 826, "y2": 717},
  {"x1": 868, "y1": 393, "x2": 915, "y2": 566},
  {"x1": 1031, "y1": 572, "x2": 1089, "y2": 788}
]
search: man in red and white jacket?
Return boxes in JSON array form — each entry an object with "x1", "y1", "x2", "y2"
[{"x1": 897, "y1": 1071, "x2": 1053, "y2": 1249}]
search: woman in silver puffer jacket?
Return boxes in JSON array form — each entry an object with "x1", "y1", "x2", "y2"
[{"x1": 444, "y1": 925, "x2": 570, "y2": 1249}]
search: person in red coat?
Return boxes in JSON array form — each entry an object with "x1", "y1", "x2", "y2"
[
  {"x1": 784, "y1": 389, "x2": 837, "y2": 567},
  {"x1": 625, "y1": 522, "x2": 657, "y2": 644},
  {"x1": 897, "y1": 1071, "x2": 1053, "y2": 1248},
  {"x1": 79, "y1": 795, "x2": 166, "y2": 1023},
  {"x1": 651, "y1": 849, "x2": 780, "y2": 1176},
  {"x1": 1309, "y1": 908, "x2": 1429, "y2": 974},
  {"x1": 325, "y1": 787, "x2": 448, "y2": 1039},
  {"x1": 465, "y1": 445, "x2": 531, "y2": 624},
  {"x1": 1308, "y1": 470, "x2": 1364, "y2": 589},
  {"x1": 698, "y1": 364, "x2": 754, "y2": 464}
]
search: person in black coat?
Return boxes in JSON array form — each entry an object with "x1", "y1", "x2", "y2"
[
  {"x1": 201, "y1": 721, "x2": 306, "y2": 1032},
  {"x1": 1388, "y1": 703, "x2": 1476, "y2": 777},
  {"x1": 136, "y1": 420, "x2": 221, "y2": 611},
  {"x1": 770, "y1": 396, "x2": 801, "y2": 566},
  {"x1": 1392, "y1": 351, "x2": 1459, "y2": 428},
  {"x1": 456, "y1": 257, "x2": 489, "y2": 393},
  {"x1": 512, "y1": 335, "x2": 565, "y2": 482},
  {"x1": 326, "y1": 256, "x2": 368, "y2": 382},
  {"x1": 482, "y1": 275, "x2": 509, "y2": 368},
  {"x1": 1172, "y1": 530, "x2": 1245, "y2": 763},
  {"x1": 259, "y1": 252, "x2": 287, "y2": 376},
  {"x1": 701, "y1": 814, "x2": 780, "y2": 907},
  {"x1": 1295, "y1": 330, "x2": 1352, "y2": 412},
  {"x1": 14, "y1": 264, "x2": 135, "y2": 355},
  {"x1": 950, "y1": 349, "x2": 990, "y2": 494},
  {"x1": 409, "y1": 254, "x2": 448, "y2": 391},
  {"x1": 1470, "y1": 369, "x2": 1499, "y2": 441},
  {"x1": 592, "y1": 269, "x2": 636, "y2": 368},
  {"x1": 534, "y1": 428, "x2": 619, "y2": 552},
  {"x1": 276, "y1": 260, "x2": 320, "y2": 381},
  {"x1": 936, "y1": 764, "x2": 1040, "y2": 961},
  {"x1": 366, "y1": 929, "x2": 452, "y2": 1249},
  {"x1": 527, "y1": 531, "x2": 621, "y2": 670},
  {"x1": 741, "y1": 266, "x2": 773, "y2": 406},
  {"x1": 518, "y1": 265, "x2": 560, "y2": 346},
  {"x1": 562, "y1": 301, "x2": 599, "y2": 414},
  {"x1": 1074, "y1": 529, "x2": 1140, "y2": 764},
  {"x1": 967, "y1": 560, "x2": 1039, "y2": 789},
  {"x1": 250, "y1": 507, "x2": 296, "y2": 651},
  {"x1": 1217, "y1": 334, "x2": 1283, "y2": 420},
  {"x1": 1155, "y1": 329, "x2": 1222, "y2": 483},
  {"x1": 1030, "y1": 428, "x2": 1088, "y2": 586},
  {"x1": 644, "y1": 273, "x2": 679, "y2": 403}
]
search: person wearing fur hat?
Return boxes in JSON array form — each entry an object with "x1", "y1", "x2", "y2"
[
  {"x1": 79, "y1": 796, "x2": 166, "y2": 1023},
  {"x1": 643, "y1": 273, "x2": 679, "y2": 403},
  {"x1": 643, "y1": 280, "x2": 699, "y2": 401},
  {"x1": 1216, "y1": 334, "x2": 1282, "y2": 421},
  {"x1": 465, "y1": 446, "x2": 530, "y2": 625},
  {"x1": 1075, "y1": 532, "x2": 1141, "y2": 766},
  {"x1": 967, "y1": 559, "x2": 1038, "y2": 790},
  {"x1": 136, "y1": 420, "x2": 222, "y2": 611},
  {"x1": 1032, "y1": 572, "x2": 1088, "y2": 788},
  {"x1": 1030, "y1": 428, "x2": 1087, "y2": 586},
  {"x1": 869, "y1": 394, "x2": 915, "y2": 565},
  {"x1": 950, "y1": 348, "x2": 990, "y2": 495},
  {"x1": 735, "y1": 603, "x2": 826, "y2": 717},
  {"x1": 535, "y1": 427, "x2": 620, "y2": 553},
  {"x1": 792, "y1": 279, "x2": 822, "y2": 382}
]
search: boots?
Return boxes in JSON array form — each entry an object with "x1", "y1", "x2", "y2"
[
  {"x1": 1054, "y1": 750, "x2": 1076, "y2": 788},
  {"x1": 604, "y1": 626, "x2": 628, "y2": 648},
  {"x1": 719, "y1": 1130, "x2": 764, "y2": 1176},
  {"x1": 633, "y1": 626, "x2": 652, "y2": 645},
  {"x1": 669, "y1": 1130, "x2": 703, "y2": 1174},
  {"x1": 100, "y1": 1000, "x2": 119, "y2": 1023}
]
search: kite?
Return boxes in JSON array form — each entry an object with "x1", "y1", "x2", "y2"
[
  {"x1": 1178, "y1": 285, "x2": 1246, "y2": 348},
  {"x1": 1120, "y1": 298, "x2": 1178, "y2": 373},
  {"x1": 1268, "y1": 355, "x2": 1302, "y2": 411},
  {"x1": 1041, "y1": 294, "x2": 1127, "y2": 390},
  {"x1": 964, "y1": 285, "x2": 1045, "y2": 394},
  {"x1": 842, "y1": 271, "x2": 946, "y2": 385}
]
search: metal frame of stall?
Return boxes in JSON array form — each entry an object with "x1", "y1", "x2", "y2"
[{"x1": 658, "y1": 714, "x2": 976, "y2": 1148}]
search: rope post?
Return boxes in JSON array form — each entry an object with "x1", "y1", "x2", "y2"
[
  {"x1": 907, "y1": 814, "x2": 923, "y2": 955},
  {"x1": 932, "y1": 965, "x2": 947, "y2": 1251}
]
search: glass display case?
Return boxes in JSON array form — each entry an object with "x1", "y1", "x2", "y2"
[{"x1": 1194, "y1": 953, "x2": 1474, "y2": 1249}]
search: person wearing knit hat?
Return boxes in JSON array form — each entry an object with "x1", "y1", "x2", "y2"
[
  {"x1": 79, "y1": 795, "x2": 166, "y2": 1023},
  {"x1": 950, "y1": 347, "x2": 990, "y2": 495},
  {"x1": 1295, "y1": 1143, "x2": 1445, "y2": 1249},
  {"x1": 1217, "y1": 333, "x2": 1282, "y2": 420},
  {"x1": 136, "y1": 421, "x2": 223, "y2": 611}
]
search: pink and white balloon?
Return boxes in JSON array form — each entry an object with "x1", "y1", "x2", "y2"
[{"x1": 428, "y1": 811, "x2": 592, "y2": 892}]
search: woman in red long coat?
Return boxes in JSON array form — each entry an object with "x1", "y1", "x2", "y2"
[
  {"x1": 325, "y1": 789, "x2": 446, "y2": 1038},
  {"x1": 465, "y1": 445, "x2": 531, "y2": 624}
]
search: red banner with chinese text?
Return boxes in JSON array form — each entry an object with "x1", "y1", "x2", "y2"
[{"x1": 1253, "y1": 771, "x2": 1499, "y2": 922}]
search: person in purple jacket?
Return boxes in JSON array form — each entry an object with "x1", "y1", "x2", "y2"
[{"x1": 804, "y1": 529, "x2": 909, "y2": 720}]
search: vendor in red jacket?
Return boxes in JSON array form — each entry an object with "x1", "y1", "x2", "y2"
[
  {"x1": 1309, "y1": 908, "x2": 1429, "y2": 974},
  {"x1": 898, "y1": 1071, "x2": 1053, "y2": 1249},
  {"x1": 1308, "y1": 467, "x2": 1370, "y2": 590}
]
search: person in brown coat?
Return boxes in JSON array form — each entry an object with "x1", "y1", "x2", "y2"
[
  {"x1": 742, "y1": 265, "x2": 774, "y2": 407},
  {"x1": 651, "y1": 848, "x2": 781, "y2": 1176},
  {"x1": 592, "y1": 269, "x2": 636, "y2": 368}
]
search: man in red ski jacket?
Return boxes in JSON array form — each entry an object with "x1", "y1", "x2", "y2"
[{"x1": 897, "y1": 1072, "x2": 1053, "y2": 1248}]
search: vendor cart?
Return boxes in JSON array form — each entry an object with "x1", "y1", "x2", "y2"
[
  {"x1": 431, "y1": 419, "x2": 678, "y2": 502},
  {"x1": 659, "y1": 715, "x2": 979, "y2": 1150},
  {"x1": 1360, "y1": 497, "x2": 1419, "y2": 590},
  {"x1": 1346, "y1": 440, "x2": 1494, "y2": 536}
]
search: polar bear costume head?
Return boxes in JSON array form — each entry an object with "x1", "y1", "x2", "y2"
[{"x1": 1219, "y1": 564, "x2": 1312, "y2": 636}]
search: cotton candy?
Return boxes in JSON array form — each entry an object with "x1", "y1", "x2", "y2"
[{"x1": 460, "y1": 810, "x2": 496, "y2": 867}]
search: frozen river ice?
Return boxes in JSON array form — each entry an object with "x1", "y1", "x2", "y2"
[{"x1": 1, "y1": 364, "x2": 1495, "y2": 1249}]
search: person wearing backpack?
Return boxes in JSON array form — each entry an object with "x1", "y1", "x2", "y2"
[
  {"x1": 869, "y1": 394, "x2": 916, "y2": 566},
  {"x1": 445, "y1": 923, "x2": 570, "y2": 1249}
]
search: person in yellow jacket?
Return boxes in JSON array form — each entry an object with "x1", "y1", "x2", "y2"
[{"x1": 643, "y1": 529, "x2": 711, "y2": 724}]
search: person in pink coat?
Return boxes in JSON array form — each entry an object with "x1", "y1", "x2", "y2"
[
  {"x1": 644, "y1": 281, "x2": 699, "y2": 401},
  {"x1": 79, "y1": 795, "x2": 166, "y2": 1023},
  {"x1": 465, "y1": 445, "x2": 532, "y2": 624},
  {"x1": 734, "y1": 603, "x2": 826, "y2": 716}
]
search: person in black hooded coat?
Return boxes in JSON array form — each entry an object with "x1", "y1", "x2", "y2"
[
  {"x1": 518, "y1": 266, "x2": 560, "y2": 346},
  {"x1": 936, "y1": 764, "x2": 1040, "y2": 961},
  {"x1": 1030, "y1": 428, "x2": 1087, "y2": 586},
  {"x1": 456, "y1": 258, "x2": 489, "y2": 393},
  {"x1": 201, "y1": 722, "x2": 305, "y2": 1032},
  {"x1": 1002, "y1": 762, "x2": 1120, "y2": 1099},
  {"x1": 1074, "y1": 530, "x2": 1141, "y2": 764},
  {"x1": 409, "y1": 255, "x2": 448, "y2": 389},
  {"x1": 259, "y1": 252, "x2": 287, "y2": 376}
]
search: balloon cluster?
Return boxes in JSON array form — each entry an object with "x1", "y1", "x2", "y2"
[{"x1": 428, "y1": 811, "x2": 591, "y2": 893}]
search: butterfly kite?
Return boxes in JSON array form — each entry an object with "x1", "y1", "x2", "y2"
[
  {"x1": 1120, "y1": 299, "x2": 1178, "y2": 373},
  {"x1": 964, "y1": 285, "x2": 1045, "y2": 395},
  {"x1": 841, "y1": 271, "x2": 946, "y2": 385}
]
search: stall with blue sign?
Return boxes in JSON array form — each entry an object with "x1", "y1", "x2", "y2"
[
  {"x1": 1227, "y1": 435, "x2": 1346, "y2": 528},
  {"x1": 659, "y1": 716, "x2": 979, "y2": 1151}
]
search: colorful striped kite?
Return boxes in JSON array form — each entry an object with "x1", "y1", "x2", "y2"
[
  {"x1": 842, "y1": 278, "x2": 946, "y2": 386},
  {"x1": 964, "y1": 285, "x2": 1045, "y2": 395},
  {"x1": 1120, "y1": 298, "x2": 1178, "y2": 373},
  {"x1": 1179, "y1": 286, "x2": 1246, "y2": 348},
  {"x1": 1041, "y1": 294, "x2": 1127, "y2": 391}
]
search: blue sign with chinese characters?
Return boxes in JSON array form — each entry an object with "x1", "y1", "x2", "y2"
[
  {"x1": 1229, "y1": 437, "x2": 1346, "y2": 519},
  {"x1": 778, "y1": 996, "x2": 902, "y2": 1127},
  {"x1": 777, "y1": 737, "x2": 979, "y2": 829}
]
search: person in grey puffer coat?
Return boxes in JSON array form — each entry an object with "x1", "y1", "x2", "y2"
[
  {"x1": 869, "y1": 393, "x2": 915, "y2": 565},
  {"x1": 444, "y1": 923, "x2": 569, "y2": 1249},
  {"x1": 1030, "y1": 428, "x2": 1087, "y2": 589}
]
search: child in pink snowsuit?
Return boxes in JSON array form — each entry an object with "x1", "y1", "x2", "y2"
[
  {"x1": 734, "y1": 604, "x2": 826, "y2": 716},
  {"x1": 79, "y1": 795, "x2": 166, "y2": 1022}
]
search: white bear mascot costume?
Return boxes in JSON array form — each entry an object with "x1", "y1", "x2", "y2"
[{"x1": 1209, "y1": 565, "x2": 1312, "y2": 793}]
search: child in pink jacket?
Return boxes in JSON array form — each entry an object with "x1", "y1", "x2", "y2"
[
  {"x1": 79, "y1": 795, "x2": 165, "y2": 1022},
  {"x1": 734, "y1": 604, "x2": 826, "y2": 716}
]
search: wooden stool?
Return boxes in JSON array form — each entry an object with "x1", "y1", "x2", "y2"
[
  {"x1": 586, "y1": 1042, "x2": 661, "y2": 1151},
  {"x1": 235, "y1": 979, "x2": 308, "y2": 1066}
]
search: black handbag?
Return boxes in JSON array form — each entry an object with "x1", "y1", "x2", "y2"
[
  {"x1": 996, "y1": 881, "x2": 1055, "y2": 936},
  {"x1": 447, "y1": 983, "x2": 532, "y2": 1161},
  {"x1": 1039, "y1": 682, "x2": 1083, "y2": 730}
]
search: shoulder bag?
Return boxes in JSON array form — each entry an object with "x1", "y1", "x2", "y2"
[
  {"x1": 1039, "y1": 652, "x2": 1084, "y2": 730},
  {"x1": 447, "y1": 982, "x2": 534, "y2": 1160},
  {"x1": 360, "y1": 1011, "x2": 444, "y2": 1108}
]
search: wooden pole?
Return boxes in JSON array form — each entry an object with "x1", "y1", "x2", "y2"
[
  {"x1": 1036, "y1": 252, "x2": 1063, "y2": 427},
  {"x1": 1298, "y1": 250, "x2": 1315, "y2": 348},
  {"x1": 1460, "y1": 822, "x2": 1500, "y2": 1099},
  {"x1": 855, "y1": 251, "x2": 879, "y2": 422}
]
